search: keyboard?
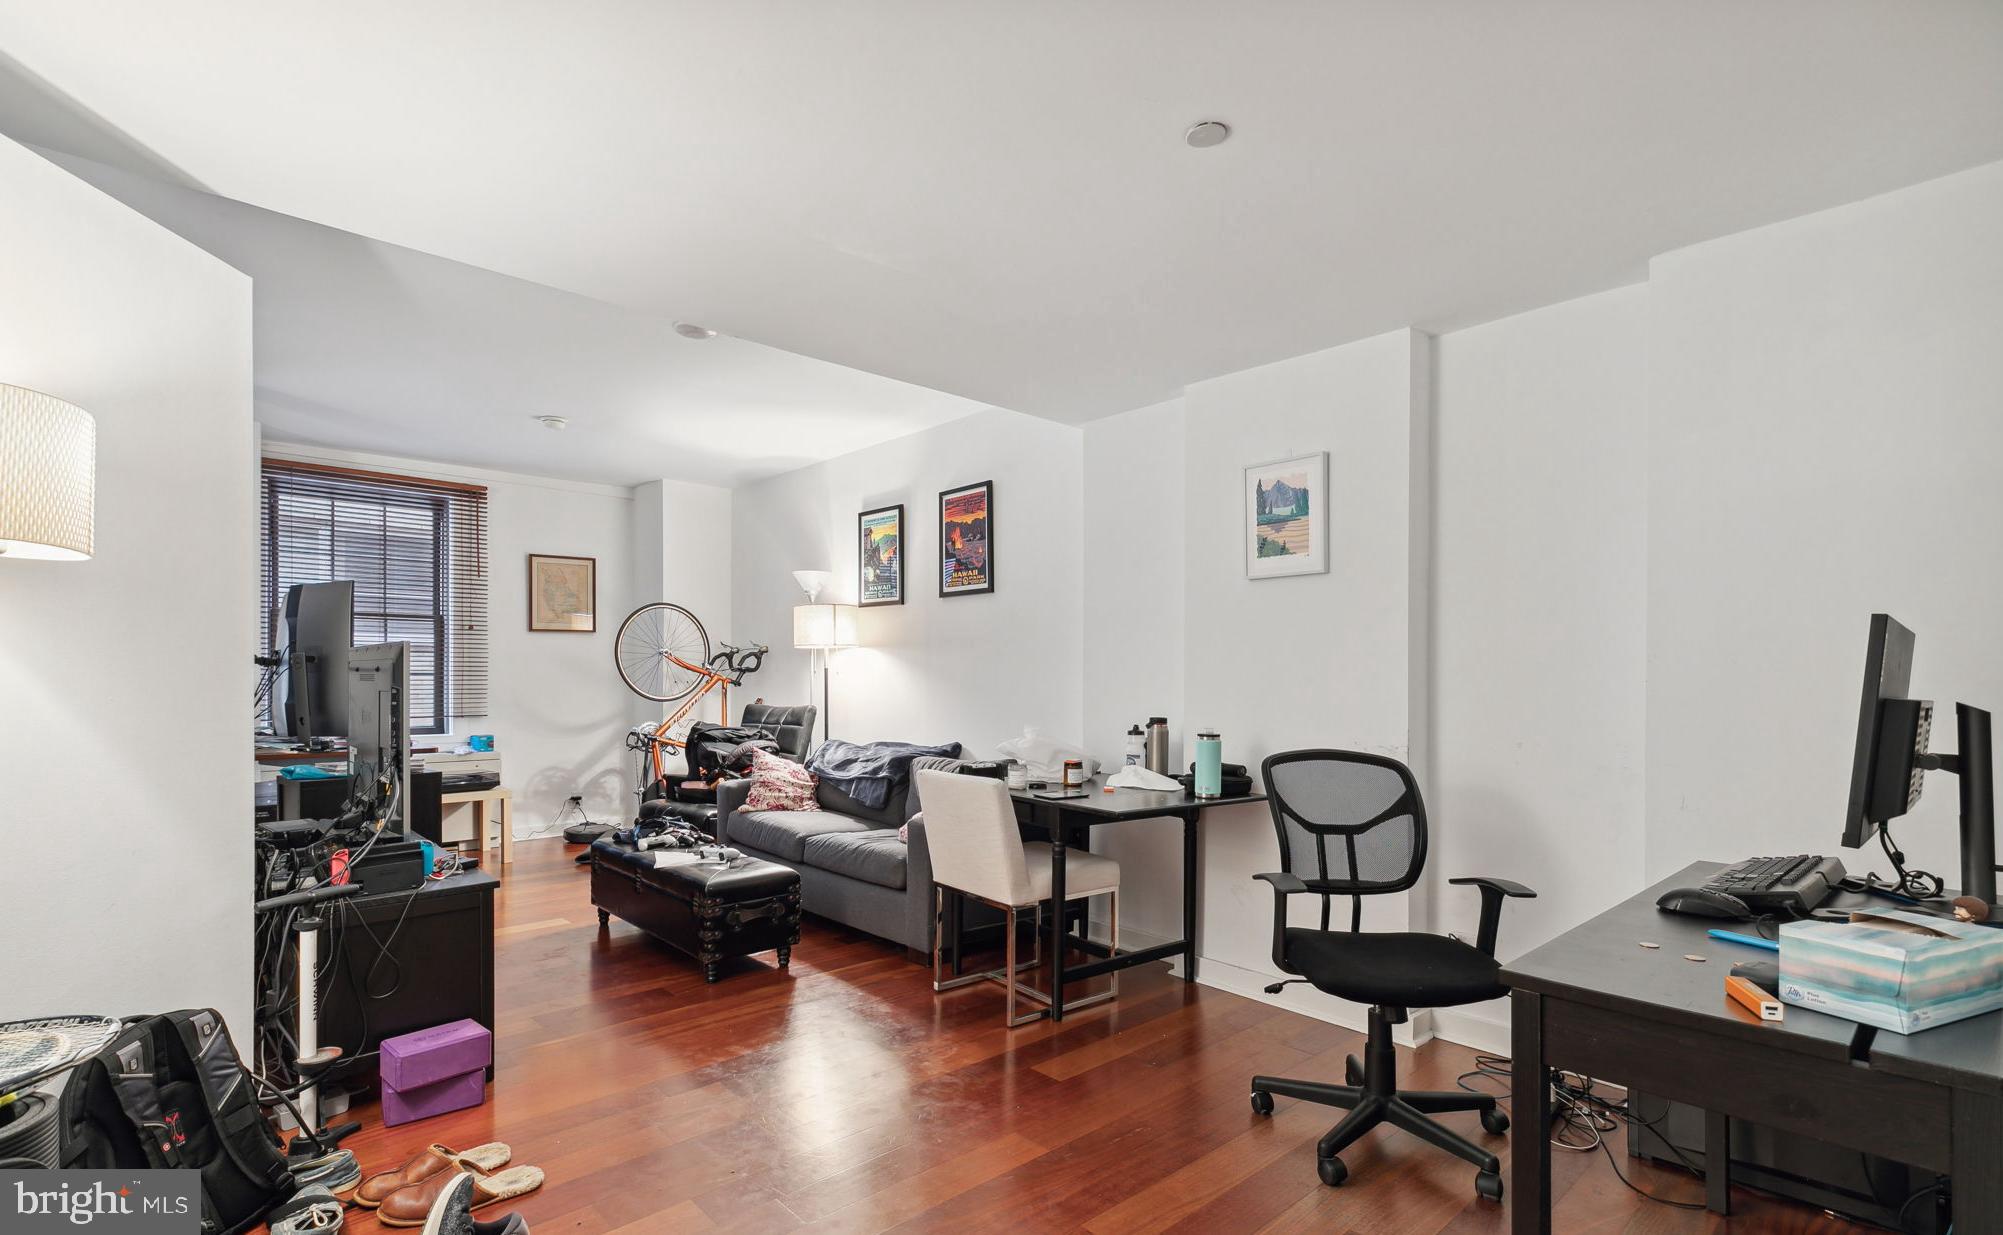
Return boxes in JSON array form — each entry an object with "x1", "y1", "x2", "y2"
[{"x1": 1703, "y1": 854, "x2": 1847, "y2": 916}]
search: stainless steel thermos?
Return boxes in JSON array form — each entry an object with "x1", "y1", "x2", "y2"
[{"x1": 1144, "y1": 717, "x2": 1169, "y2": 775}]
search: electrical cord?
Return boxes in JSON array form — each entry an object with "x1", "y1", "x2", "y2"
[
  {"x1": 1456, "y1": 1055, "x2": 1708, "y2": 1211},
  {"x1": 1878, "y1": 822, "x2": 1946, "y2": 900}
]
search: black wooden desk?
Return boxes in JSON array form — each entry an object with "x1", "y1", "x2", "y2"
[
  {"x1": 1503, "y1": 862, "x2": 2003, "y2": 1233},
  {"x1": 1009, "y1": 778, "x2": 1265, "y2": 1020}
]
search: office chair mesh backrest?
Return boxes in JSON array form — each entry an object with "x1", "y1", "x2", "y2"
[{"x1": 1264, "y1": 751, "x2": 1428, "y2": 929}]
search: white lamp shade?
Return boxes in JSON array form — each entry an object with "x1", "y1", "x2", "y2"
[
  {"x1": 0, "y1": 383, "x2": 95, "y2": 561},
  {"x1": 793, "y1": 603, "x2": 859, "y2": 650},
  {"x1": 792, "y1": 569, "x2": 832, "y2": 601}
]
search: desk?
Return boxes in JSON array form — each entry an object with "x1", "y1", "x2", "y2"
[
  {"x1": 302, "y1": 870, "x2": 498, "y2": 1088},
  {"x1": 1008, "y1": 778, "x2": 1265, "y2": 1021},
  {"x1": 441, "y1": 786, "x2": 514, "y2": 874},
  {"x1": 1504, "y1": 862, "x2": 2003, "y2": 1233}
]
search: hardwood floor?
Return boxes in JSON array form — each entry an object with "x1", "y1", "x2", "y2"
[{"x1": 326, "y1": 841, "x2": 1876, "y2": 1234}]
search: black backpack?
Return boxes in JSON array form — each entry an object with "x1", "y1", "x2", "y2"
[{"x1": 57, "y1": 1009, "x2": 294, "y2": 1235}]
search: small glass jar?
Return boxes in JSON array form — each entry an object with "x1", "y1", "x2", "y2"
[
  {"x1": 1062, "y1": 758, "x2": 1085, "y2": 789},
  {"x1": 1005, "y1": 760, "x2": 1028, "y2": 791}
]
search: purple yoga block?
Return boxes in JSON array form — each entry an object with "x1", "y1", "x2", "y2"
[
  {"x1": 380, "y1": 1019, "x2": 491, "y2": 1092},
  {"x1": 380, "y1": 1069, "x2": 486, "y2": 1127}
]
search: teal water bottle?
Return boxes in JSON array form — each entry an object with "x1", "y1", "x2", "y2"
[{"x1": 1194, "y1": 731, "x2": 1223, "y2": 798}]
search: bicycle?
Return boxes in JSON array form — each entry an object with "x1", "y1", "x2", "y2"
[{"x1": 613, "y1": 602, "x2": 767, "y2": 790}]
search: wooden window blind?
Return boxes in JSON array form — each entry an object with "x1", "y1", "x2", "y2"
[{"x1": 259, "y1": 459, "x2": 489, "y2": 733}]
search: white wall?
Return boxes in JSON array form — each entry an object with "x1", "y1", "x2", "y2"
[
  {"x1": 1081, "y1": 398, "x2": 1188, "y2": 942},
  {"x1": 0, "y1": 136, "x2": 256, "y2": 1032},
  {"x1": 1178, "y1": 330, "x2": 1434, "y2": 1024},
  {"x1": 1646, "y1": 160, "x2": 2003, "y2": 886},
  {"x1": 630, "y1": 478, "x2": 736, "y2": 770},
  {"x1": 1428, "y1": 284, "x2": 1650, "y2": 1048},
  {"x1": 730, "y1": 407, "x2": 1082, "y2": 761},
  {"x1": 264, "y1": 443, "x2": 641, "y2": 839}
]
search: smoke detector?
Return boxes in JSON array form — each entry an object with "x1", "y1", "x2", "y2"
[
  {"x1": 674, "y1": 321, "x2": 717, "y2": 340},
  {"x1": 535, "y1": 415, "x2": 569, "y2": 430},
  {"x1": 1185, "y1": 120, "x2": 1231, "y2": 148}
]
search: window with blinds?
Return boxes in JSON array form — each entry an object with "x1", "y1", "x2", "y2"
[{"x1": 259, "y1": 459, "x2": 489, "y2": 733}]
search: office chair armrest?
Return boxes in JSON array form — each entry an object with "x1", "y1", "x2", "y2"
[
  {"x1": 1448, "y1": 876, "x2": 1538, "y2": 958},
  {"x1": 1254, "y1": 872, "x2": 1309, "y2": 972}
]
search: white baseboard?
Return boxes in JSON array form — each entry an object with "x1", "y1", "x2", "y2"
[{"x1": 1090, "y1": 917, "x2": 1511, "y2": 1056}]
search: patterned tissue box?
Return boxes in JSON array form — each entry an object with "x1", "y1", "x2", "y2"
[{"x1": 1779, "y1": 909, "x2": 2003, "y2": 1034}]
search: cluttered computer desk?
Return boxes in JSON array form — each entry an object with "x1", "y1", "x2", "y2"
[{"x1": 1506, "y1": 614, "x2": 2003, "y2": 1234}]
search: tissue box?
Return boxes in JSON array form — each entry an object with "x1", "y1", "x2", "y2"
[
  {"x1": 379, "y1": 1019, "x2": 490, "y2": 1126},
  {"x1": 1778, "y1": 910, "x2": 2003, "y2": 1034}
]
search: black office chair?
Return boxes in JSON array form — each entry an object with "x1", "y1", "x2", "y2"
[{"x1": 1248, "y1": 749, "x2": 1535, "y2": 1200}]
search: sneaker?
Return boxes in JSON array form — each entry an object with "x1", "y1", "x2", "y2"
[{"x1": 268, "y1": 1185, "x2": 345, "y2": 1233}]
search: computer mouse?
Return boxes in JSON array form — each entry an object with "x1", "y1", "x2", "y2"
[{"x1": 1656, "y1": 887, "x2": 1754, "y2": 920}]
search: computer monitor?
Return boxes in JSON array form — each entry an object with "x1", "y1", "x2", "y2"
[
  {"x1": 1840, "y1": 613, "x2": 1996, "y2": 906},
  {"x1": 1842, "y1": 614, "x2": 1921, "y2": 849},
  {"x1": 346, "y1": 641, "x2": 411, "y2": 832},
  {"x1": 271, "y1": 581, "x2": 354, "y2": 740}
]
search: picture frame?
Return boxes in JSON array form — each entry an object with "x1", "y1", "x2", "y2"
[
  {"x1": 527, "y1": 553, "x2": 597, "y2": 631},
  {"x1": 938, "y1": 480, "x2": 994, "y2": 597},
  {"x1": 1244, "y1": 452, "x2": 1329, "y2": 579},
  {"x1": 858, "y1": 503, "x2": 905, "y2": 606}
]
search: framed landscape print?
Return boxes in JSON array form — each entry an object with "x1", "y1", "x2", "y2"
[
  {"x1": 528, "y1": 553, "x2": 597, "y2": 631},
  {"x1": 938, "y1": 480, "x2": 994, "y2": 596},
  {"x1": 1244, "y1": 452, "x2": 1328, "y2": 579},
  {"x1": 859, "y1": 503, "x2": 904, "y2": 606}
]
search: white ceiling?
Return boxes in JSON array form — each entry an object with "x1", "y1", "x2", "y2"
[
  {"x1": 36, "y1": 150, "x2": 986, "y2": 487},
  {"x1": 3, "y1": 2, "x2": 2002, "y2": 425}
]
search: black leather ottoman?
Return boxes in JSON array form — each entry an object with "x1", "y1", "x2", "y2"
[{"x1": 589, "y1": 839, "x2": 801, "y2": 982}]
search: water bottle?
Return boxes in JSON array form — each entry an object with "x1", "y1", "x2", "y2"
[
  {"x1": 1194, "y1": 731, "x2": 1223, "y2": 798},
  {"x1": 1145, "y1": 717, "x2": 1169, "y2": 775},
  {"x1": 1124, "y1": 725, "x2": 1145, "y2": 768}
]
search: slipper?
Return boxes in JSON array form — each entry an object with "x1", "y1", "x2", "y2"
[
  {"x1": 354, "y1": 1142, "x2": 512, "y2": 1208},
  {"x1": 377, "y1": 1165, "x2": 544, "y2": 1229}
]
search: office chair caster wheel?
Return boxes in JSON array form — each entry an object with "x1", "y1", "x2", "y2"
[
  {"x1": 1475, "y1": 1169, "x2": 1503, "y2": 1202},
  {"x1": 1250, "y1": 1091, "x2": 1274, "y2": 1117},
  {"x1": 1345, "y1": 1054, "x2": 1364, "y2": 1087},
  {"x1": 1317, "y1": 1156, "x2": 1347, "y2": 1187},
  {"x1": 1481, "y1": 1107, "x2": 1509, "y2": 1134}
]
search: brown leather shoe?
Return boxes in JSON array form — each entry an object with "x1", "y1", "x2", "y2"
[
  {"x1": 356, "y1": 1142, "x2": 510, "y2": 1208},
  {"x1": 377, "y1": 1165, "x2": 545, "y2": 1229}
]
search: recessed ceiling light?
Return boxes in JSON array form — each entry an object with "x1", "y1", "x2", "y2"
[
  {"x1": 1185, "y1": 120, "x2": 1231, "y2": 149},
  {"x1": 674, "y1": 321, "x2": 717, "y2": 340},
  {"x1": 536, "y1": 415, "x2": 569, "y2": 430}
]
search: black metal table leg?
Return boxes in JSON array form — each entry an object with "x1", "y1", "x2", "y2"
[
  {"x1": 1953, "y1": 1087, "x2": 2003, "y2": 1234},
  {"x1": 1181, "y1": 811, "x2": 1199, "y2": 981},
  {"x1": 1043, "y1": 801, "x2": 1067, "y2": 1021},
  {"x1": 1704, "y1": 1109, "x2": 1731, "y2": 1214}
]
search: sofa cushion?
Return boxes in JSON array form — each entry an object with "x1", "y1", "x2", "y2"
[
  {"x1": 814, "y1": 780, "x2": 908, "y2": 828},
  {"x1": 801, "y1": 828, "x2": 909, "y2": 890},
  {"x1": 728, "y1": 809, "x2": 874, "y2": 862}
]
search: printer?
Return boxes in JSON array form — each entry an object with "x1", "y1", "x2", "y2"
[{"x1": 413, "y1": 748, "x2": 502, "y2": 793}]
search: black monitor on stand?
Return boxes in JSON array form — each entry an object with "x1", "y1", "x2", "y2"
[{"x1": 1842, "y1": 613, "x2": 1997, "y2": 906}]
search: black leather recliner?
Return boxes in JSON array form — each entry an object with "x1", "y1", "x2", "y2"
[{"x1": 653, "y1": 702, "x2": 819, "y2": 833}]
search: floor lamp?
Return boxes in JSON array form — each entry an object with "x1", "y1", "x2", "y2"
[{"x1": 791, "y1": 571, "x2": 857, "y2": 743}]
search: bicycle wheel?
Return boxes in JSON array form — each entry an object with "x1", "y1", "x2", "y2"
[{"x1": 615, "y1": 603, "x2": 711, "y2": 702}]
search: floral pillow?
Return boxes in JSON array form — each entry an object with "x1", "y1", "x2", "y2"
[{"x1": 738, "y1": 747, "x2": 818, "y2": 813}]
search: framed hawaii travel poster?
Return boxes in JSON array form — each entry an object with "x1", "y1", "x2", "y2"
[
  {"x1": 938, "y1": 480, "x2": 993, "y2": 597},
  {"x1": 859, "y1": 503, "x2": 904, "y2": 606},
  {"x1": 1245, "y1": 452, "x2": 1328, "y2": 579}
]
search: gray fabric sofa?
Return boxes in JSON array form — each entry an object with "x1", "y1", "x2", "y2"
[{"x1": 715, "y1": 754, "x2": 975, "y2": 952}]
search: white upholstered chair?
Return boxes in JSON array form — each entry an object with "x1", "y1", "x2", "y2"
[{"x1": 916, "y1": 769, "x2": 1121, "y2": 1026}]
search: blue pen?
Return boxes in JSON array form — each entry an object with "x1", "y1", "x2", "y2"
[{"x1": 1707, "y1": 928, "x2": 1780, "y2": 952}]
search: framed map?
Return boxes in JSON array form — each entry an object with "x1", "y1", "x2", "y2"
[
  {"x1": 1245, "y1": 452, "x2": 1328, "y2": 579},
  {"x1": 859, "y1": 503, "x2": 904, "y2": 606},
  {"x1": 528, "y1": 553, "x2": 596, "y2": 632}
]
